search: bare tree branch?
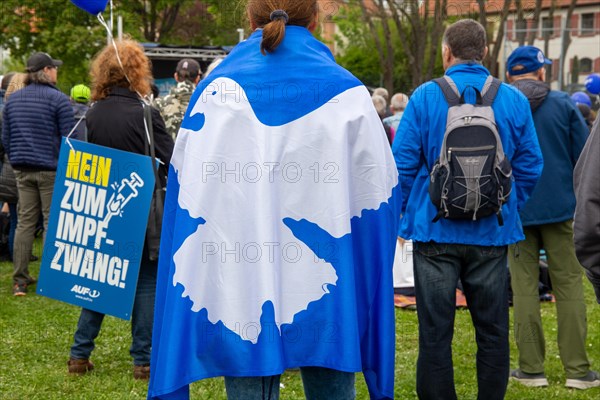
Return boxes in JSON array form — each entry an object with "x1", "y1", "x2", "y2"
[
  {"x1": 527, "y1": 0, "x2": 543, "y2": 45},
  {"x1": 425, "y1": 0, "x2": 447, "y2": 81},
  {"x1": 515, "y1": 0, "x2": 526, "y2": 45},
  {"x1": 488, "y1": 0, "x2": 513, "y2": 76},
  {"x1": 560, "y1": 0, "x2": 578, "y2": 89}
]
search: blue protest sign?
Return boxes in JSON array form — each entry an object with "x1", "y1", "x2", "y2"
[{"x1": 37, "y1": 138, "x2": 155, "y2": 320}]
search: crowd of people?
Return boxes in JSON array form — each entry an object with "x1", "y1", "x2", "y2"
[{"x1": 1, "y1": 1, "x2": 599, "y2": 398}]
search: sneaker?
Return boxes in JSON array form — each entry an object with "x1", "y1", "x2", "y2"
[
  {"x1": 133, "y1": 364, "x2": 150, "y2": 380},
  {"x1": 565, "y1": 370, "x2": 600, "y2": 390},
  {"x1": 13, "y1": 284, "x2": 27, "y2": 296},
  {"x1": 67, "y1": 358, "x2": 94, "y2": 375},
  {"x1": 510, "y1": 369, "x2": 549, "y2": 387}
]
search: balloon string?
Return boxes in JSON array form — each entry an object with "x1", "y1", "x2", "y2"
[
  {"x1": 65, "y1": 114, "x2": 86, "y2": 151},
  {"x1": 97, "y1": 13, "x2": 128, "y2": 84},
  {"x1": 96, "y1": 12, "x2": 148, "y2": 104}
]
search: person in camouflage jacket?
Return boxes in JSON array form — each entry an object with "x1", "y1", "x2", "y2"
[{"x1": 155, "y1": 58, "x2": 201, "y2": 139}]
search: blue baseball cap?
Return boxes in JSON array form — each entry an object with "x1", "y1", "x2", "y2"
[{"x1": 506, "y1": 46, "x2": 552, "y2": 76}]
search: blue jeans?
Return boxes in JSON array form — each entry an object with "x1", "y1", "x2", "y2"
[
  {"x1": 224, "y1": 367, "x2": 355, "y2": 400},
  {"x1": 70, "y1": 254, "x2": 157, "y2": 365},
  {"x1": 413, "y1": 242, "x2": 509, "y2": 400}
]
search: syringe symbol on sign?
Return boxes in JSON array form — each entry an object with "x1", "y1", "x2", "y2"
[{"x1": 101, "y1": 172, "x2": 144, "y2": 245}]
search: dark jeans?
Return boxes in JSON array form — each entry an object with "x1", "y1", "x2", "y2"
[
  {"x1": 70, "y1": 256, "x2": 157, "y2": 365},
  {"x1": 224, "y1": 367, "x2": 355, "y2": 400},
  {"x1": 413, "y1": 242, "x2": 509, "y2": 400}
]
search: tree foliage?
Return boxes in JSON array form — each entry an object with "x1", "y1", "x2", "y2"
[
  {"x1": 119, "y1": 0, "x2": 186, "y2": 42},
  {"x1": 334, "y1": 0, "x2": 443, "y2": 93},
  {"x1": 334, "y1": 4, "x2": 411, "y2": 93},
  {"x1": 204, "y1": 0, "x2": 249, "y2": 45},
  {"x1": 0, "y1": 0, "x2": 106, "y2": 90},
  {"x1": 337, "y1": 1, "x2": 522, "y2": 91},
  {"x1": 0, "y1": 1, "x2": 246, "y2": 92}
]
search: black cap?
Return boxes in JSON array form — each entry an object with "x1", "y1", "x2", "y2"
[
  {"x1": 176, "y1": 58, "x2": 201, "y2": 78},
  {"x1": 26, "y1": 52, "x2": 63, "y2": 73}
]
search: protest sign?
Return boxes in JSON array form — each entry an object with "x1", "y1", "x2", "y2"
[{"x1": 37, "y1": 138, "x2": 155, "y2": 320}]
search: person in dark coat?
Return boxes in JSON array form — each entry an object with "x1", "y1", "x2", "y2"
[
  {"x1": 0, "y1": 73, "x2": 27, "y2": 261},
  {"x1": 506, "y1": 45, "x2": 599, "y2": 390},
  {"x1": 67, "y1": 39, "x2": 174, "y2": 380},
  {"x1": 574, "y1": 114, "x2": 600, "y2": 304},
  {"x1": 2, "y1": 52, "x2": 75, "y2": 296}
]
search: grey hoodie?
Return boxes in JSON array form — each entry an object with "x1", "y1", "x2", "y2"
[
  {"x1": 574, "y1": 114, "x2": 600, "y2": 304},
  {"x1": 511, "y1": 78, "x2": 550, "y2": 112}
]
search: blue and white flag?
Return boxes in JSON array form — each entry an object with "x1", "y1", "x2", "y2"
[{"x1": 149, "y1": 27, "x2": 401, "y2": 400}]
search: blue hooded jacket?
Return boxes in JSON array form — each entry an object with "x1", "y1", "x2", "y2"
[
  {"x1": 513, "y1": 83, "x2": 588, "y2": 226},
  {"x1": 392, "y1": 63, "x2": 543, "y2": 246}
]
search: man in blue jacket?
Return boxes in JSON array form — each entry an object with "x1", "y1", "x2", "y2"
[
  {"x1": 392, "y1": 20, "x2": 543, "y2": 399},
  {"x1": 506, "y1": 46, "x2": 599, "y2": 390},
  {"x1": 2, "y1": 52, "x2": 75, "y2": 296}
]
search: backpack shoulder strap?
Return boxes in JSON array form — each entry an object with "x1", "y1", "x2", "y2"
[
  {"x1": 433, "y1": 76, "x2": 461, "y2": 107},
  {"x1": 481, "y1": 76, "x2": 501, "y2": 106}
]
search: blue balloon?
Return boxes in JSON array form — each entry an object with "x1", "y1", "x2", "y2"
[
  {"x1": 571, "y1": 91, "x2": 592, "y2": 108},
  {"x1": 70, "y1": 0, "x2": 109, "y2": 15},
  {"x1": 585, "y1": 73, "x2": 600, "y2": 95}
]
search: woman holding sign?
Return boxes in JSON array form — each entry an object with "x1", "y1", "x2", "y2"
[{"x1": 67, "y1": 39, "x2": 173, "y2": 380}]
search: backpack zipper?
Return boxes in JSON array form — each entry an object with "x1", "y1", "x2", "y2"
[
  {"x1": 464, "y1": 116, "x2": 472, "y2": 125},
  {"x1": 448, "y1": 145, "x2": 494, "y2": 153}
]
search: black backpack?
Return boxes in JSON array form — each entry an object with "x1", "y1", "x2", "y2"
[{"x1": 428, "y1": 75, "x2": 513, "y2": 225}]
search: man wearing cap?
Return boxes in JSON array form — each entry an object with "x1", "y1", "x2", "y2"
[
  {"x1": 2, "y1": 51, "x2": 75, "y2": 296},
  {"x1": 155, "y1": 58, "x2": 201, "y2": 139},
  {"x1": 70, "y1": 84, "x2": 91, "y2": 141},
  {"x1": 506, "y1": 46, "x2": 598, "y2": 389}
]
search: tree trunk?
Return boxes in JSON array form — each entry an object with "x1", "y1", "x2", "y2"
[
  {"x1": 477, "y1": 0, "x2": 512, "y2": 77},
  {"x1": 376, "y1": 0, "x2": 396, "y2": 94},
  {"x1": 389, "y1": 1, "x2": 420, "y2": 88},
  {"x1": 129, "y1": 0, "x2": 184, "y2": 42},
  {"x1": 358, "y1": 0, "x2": 391, "y2": 91},
  {"x1": 527, "y1": 0, "x2": 543, "y2": 45},
  {"x1": 425, "y1": 0, "x2": 447, "y2": 82},
  {"x1": 515, "y1": 0, "x2": 527, "y2": 46},
  {"x1": 559, "y1": 0, "x2": 578, "y2": 90},
  {"x1": 543, "y1": 1, "x2": 556, "y2": 83}
]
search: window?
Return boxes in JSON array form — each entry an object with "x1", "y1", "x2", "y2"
[
  {"x1": 581, "y1": 58, "x2": 593, "y2": 73},
  {"x1": 542, "y1": 17, "x2": 553, "y2": 37},
  {"x1": 581, "y1": 13, "x2": 594, "y2": 32}
]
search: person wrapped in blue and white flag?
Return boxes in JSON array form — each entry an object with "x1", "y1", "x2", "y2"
[{"x1": 149, "y1": 1, "x2": 401, "y2": 399}]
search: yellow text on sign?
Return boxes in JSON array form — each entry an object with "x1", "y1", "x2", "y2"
[{"x1": 66, "y1": 150, "x2": 112, "y2": 188}]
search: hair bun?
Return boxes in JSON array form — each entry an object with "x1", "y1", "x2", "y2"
[{"x1": 269, "y1": 9, "x2": 289, "y2": 24}]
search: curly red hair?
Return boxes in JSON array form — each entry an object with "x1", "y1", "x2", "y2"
[{"x1": 90, "y1": 39, "x2": 152, "y2": 101}]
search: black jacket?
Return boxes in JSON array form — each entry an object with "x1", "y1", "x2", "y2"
[{"x1": 86, "y1": 87, "x2": 174, "y2": 188}]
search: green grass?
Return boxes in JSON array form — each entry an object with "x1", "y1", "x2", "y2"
[{"x1": 1, "y1": 243, "x2": 598, "y2": 399}]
